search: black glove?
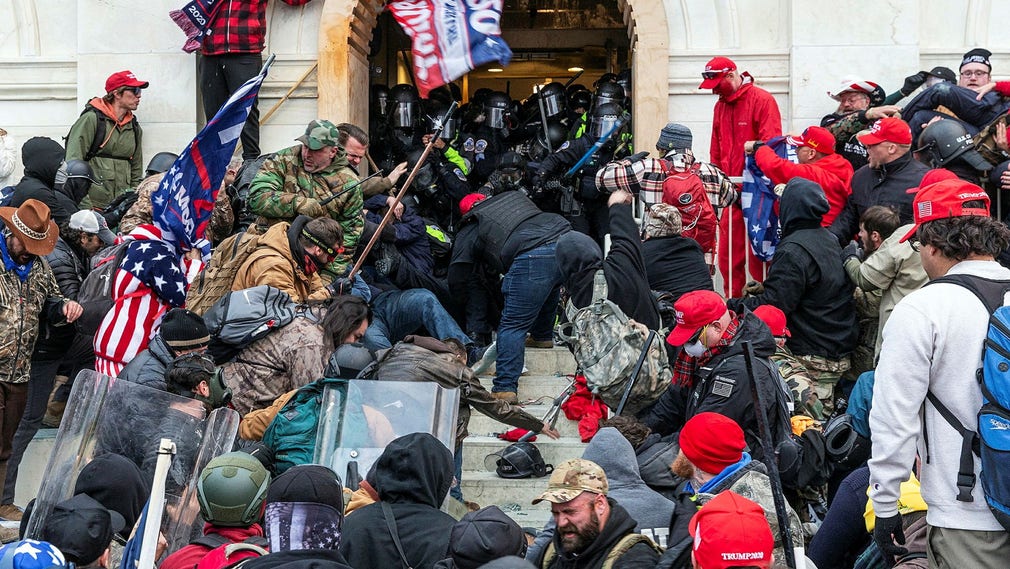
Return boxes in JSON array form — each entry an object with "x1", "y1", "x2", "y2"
[
  {"x1": 841, "y1": 240, "x2": 863, "y2": 262},
  {"x1": 872, "y1": 513, "x2": 908, "y2": 563},
  {"x1": 327, "y1": 277, "x2": 354, "y2": 297},
  {"x1": 901, "y1": 72, "x2": 927, "y2": 96}
]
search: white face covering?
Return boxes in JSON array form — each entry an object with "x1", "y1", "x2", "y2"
[{"x1": 683, "y1": 339, "x2": 707, "y2": 358}]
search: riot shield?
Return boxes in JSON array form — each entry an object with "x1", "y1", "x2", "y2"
[
  {"x1": 313, "y1": 379, "x2": 459, "y2": 486},
  {"x1": 24, "y1": 370, "x2": 239, "y2": 553}
]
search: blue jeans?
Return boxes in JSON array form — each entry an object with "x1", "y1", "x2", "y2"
[
  {"x1": 450, "y1": 443, "x2": 463, "y2": 501},
  {"x1": 494, "y1": 243, "x2": 562, "y2": 393},
  {"x1": 902, "y1": 83, "x2": 1008, "y2": 141},
  {"x1": 363, "y1": 289, "x2": 471, "y2": 351}
]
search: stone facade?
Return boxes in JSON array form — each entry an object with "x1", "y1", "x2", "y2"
[{"x1": 1, "y1": 0, "x2": 1009, "y2": 180}]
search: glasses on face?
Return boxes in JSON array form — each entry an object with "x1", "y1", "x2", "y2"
[
  {"x1": 702, "y1": 69, "x2": 732, "y2": 80},
  {"x1": 123, "y1": 86, "x2": 143, "y2": 96},
  {"x1": 960, "y1": 70, "x2": 990, "y2": 78},
  {"x1": 687, "y1": 324, "x2": 708, "y2": 344}
]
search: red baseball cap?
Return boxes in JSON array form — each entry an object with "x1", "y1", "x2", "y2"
[
  {"x1": 905, "y1": 168, "x2": 958, "y2": 194},
  {"x1": 666, "y1": 290, "x2": 727, "y2": 346},
  {"x1": 459, "y1": 193, "x2": 487, "y2": 215},
  {"x1": 105, "y1": 70, "x2": 149, "y2": 94},
  {"x1": 857, "y1": 117, "x2": 912, "y2": 146},
  {"x1": 679, "y1": 412, "x2": 745, "y2": 474},
  {"x1": 752, "y1": 304, "x2": 790, "y2": 337},
  {"x1": 689, "y1": 491, "x2": 774, "y2": 569},
  {"x1": 786, "y1": 126, "x2": 836, "y2": 155},
  {"x1": 899, "y1": 178, "x2": 991, "y2": 242},
  {"x1": 699, "y1": 57, "x2": 737, "y2": 90}
]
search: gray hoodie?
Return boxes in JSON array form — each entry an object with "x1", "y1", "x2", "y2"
[{"x1": 526, "y1": 428, "x2": 675, "y2": 562}]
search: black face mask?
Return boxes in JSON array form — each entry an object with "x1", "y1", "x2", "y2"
[{"x1": 195, "y1": 368, "x2": 233, "y2": 410}]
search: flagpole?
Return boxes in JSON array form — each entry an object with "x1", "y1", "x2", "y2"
[
  {"x1": 346, "y1": 102, "x2": 457, "y2": 281},
  {"x1": 138, "y1": 439, "x2": 176, "y2": 569}
]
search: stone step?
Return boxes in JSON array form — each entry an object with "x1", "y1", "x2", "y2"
[
  {"x1": 14, "y1": 429, "x2": 56, "y2": 508},
  {"x1": 475, "y1": 346, "x2": 577, "y2": 378},
  {"x1": 459, "y1": 470, "x2": 557, "y2": 518},
  {"x1": 476, "y1": 374, "x2": 577, "y2": 402},
  {"x1": 466, "y1": 404, "x2": 582, "y2": 439},
  {"x1": 462, "y1": 435, "x2": 587, "y2": 473}
]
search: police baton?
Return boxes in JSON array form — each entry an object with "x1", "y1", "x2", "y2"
[
  {"x1": 742, "y1": 341, "x2": 801, "y2": 569},
  {"x1": 319, "y1": 170, "x2": 384, "y2": 206},
  {"x1": 346, "y1": 101, "x2": 458, "y2": 281}
]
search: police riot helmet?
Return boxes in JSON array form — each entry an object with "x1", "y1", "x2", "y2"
[
  {"x1": 616, "y1": 69, "x2": 632, "y2": 98},
  {"x1": 916, "y1": 119, "x2": 992, "y2": 171},
  {"x1": 197, "y1": 451, "x2": 271, "y2": 526},
  {"x1": 567, "y1": 89, "x2": 592, "y2": 114},
  {"x1": 594, "y1": 72, "x2": 618, "y2": 87},
  {"x1": 55, "y1": 160, "x2": 101, "y2": 204},
  {"x1": 593, "y1": 81, "x2": 626, "y2": 110},
  {"x1": 328, "y1": 342, "x2": 376, "y2": 379},
  {"x1": 146, "y1": 152, "x2": 179, "y2": 177},
  {"x1": 484, "y1": 91, "x2": 512, "y2": 130},
  {"x1": 484, "y1": 442, "x2": 553, "y2": 479},
  {"x1": 529, "y1": 120, "x2": 569, "y2": 162},
  {"x1": 823, "y1": 414, "x2": 872, "y2": 469},
  {"x1": 588, "y1": 102, "x2": 624, "y2": 138},
  {"x1": 371, "y1": 84, "x2": 390, "y2": 118},
  {"x1": 389, "y1": 84, "x2": 420, "y2": 129},
  {"x1": 426, "y1": 102, "x2": 459, "y2": 141},
  {"x1": 537, "y1": 82, "x2": 566, "y2": 118}
]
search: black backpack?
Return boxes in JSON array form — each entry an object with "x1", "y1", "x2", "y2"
[
  {"x1": 74, "y1": 242, "x2": 132, "y2": 336},
  {"x1": 72, "y1": 105, "x2": 141, "y2": 162}
]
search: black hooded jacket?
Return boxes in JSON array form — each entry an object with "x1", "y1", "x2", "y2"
[
  {"x1": 641, "y1": 236, "x2": 713, "y2": 301},
  {"x1": 12, "y1": 137, "x2": 73, "y2": 224},
  {"x1": 339, "y1": 433, "x2": 456, "y2": 569},
  {"x1": 239, "y1": 549, "x2": 353, "y2": 569},
  {"x1": 641, "y1": 310, "x2": 792, "y2": 461},
  {"x1": 557, "y1": 203, "x2": 661, "y2": 330},
  {"x1": 828, "y1": 151, "x2": 929, "y2": 244},
  {"x1": 728, "y1": 178, "x2": 858, "y2": 359},
  {"x1": 540, "y1": 499, "x2": 660, "y2": 569}
]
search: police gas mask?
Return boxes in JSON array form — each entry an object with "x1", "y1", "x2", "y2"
[
  {"x1": 498, "y1": 168, "x2": 524, "y2": 192},
  {"x1": 413, "y1": 162, "x2": 437, "y2": 196},
  {"x1": 196, "y1": 368, "x2": 233, "y2": 410}
]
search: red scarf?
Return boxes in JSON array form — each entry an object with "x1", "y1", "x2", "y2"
[{"x1": 670, "y1": 314, "x2": 741, "y2": 388}]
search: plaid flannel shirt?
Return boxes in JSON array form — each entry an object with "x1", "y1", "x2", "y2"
[
  {"x1": 670, "y1": 315, "x2": 741, "y2": 388},
  {"x1": 201, "y1": 0, "x2": 312, "y2": 56}
]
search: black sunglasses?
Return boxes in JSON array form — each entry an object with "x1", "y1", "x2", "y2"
[{"x1": 702, "y1": 69, "x2": 732, "y2": 80}]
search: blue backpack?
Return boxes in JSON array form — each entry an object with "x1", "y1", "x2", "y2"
[
  {"x1": 926, "y1": 274, "x2": 1010, "y2": 530},
  {"x1": 262, "y1": 378, "x2": 346, "y2": 475}
]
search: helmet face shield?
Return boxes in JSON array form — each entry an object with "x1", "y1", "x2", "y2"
[
  {"x1": 484, "y1": 442, "x2": 551, "y2": 478},
  {"x1": 392, "y1": 101, "x2": 417, "y2": 128},
  {"x1": 541, "y1": 91, "x2": 564, "y2": 117},
  {"x1": 486, "y1": 106, "x2": 508, "y2": 129},
  {"x1": 589, "y1": 115, "x2": 621, "y2": 138}
]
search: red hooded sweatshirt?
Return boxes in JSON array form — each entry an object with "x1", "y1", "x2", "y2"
[{"x1": 754, "y1": 145, "x2": 854, "y2": 227}]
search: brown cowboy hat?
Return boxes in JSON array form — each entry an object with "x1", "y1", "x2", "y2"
[{"x1": 0, "y1": 199, "x2": 58, "y2": 256}]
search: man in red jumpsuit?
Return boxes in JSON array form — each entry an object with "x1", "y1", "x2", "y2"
[{"x1": 701, "y1": 56, "x2": 782, "y2": 296}]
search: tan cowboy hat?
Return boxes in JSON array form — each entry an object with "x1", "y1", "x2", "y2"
[{"x1": 0, "y1": 199, "x2": 59, "y2": 256}]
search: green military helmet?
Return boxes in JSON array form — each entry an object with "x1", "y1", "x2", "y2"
[{"x1": 197, "y1": 451, "x2": 271, "y2": 527}]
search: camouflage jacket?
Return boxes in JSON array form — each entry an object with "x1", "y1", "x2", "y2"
[
  {"x1": 221, "y1": 317, "x2": 333, "y2": 415},
  {"x1": 0, "y1": 256, "x2": 65, "y2": 383},
  {"x1": 770, "y1": 345, "x2": 823, "y2": 420},
  {"x1": 247, "y1": 145, "x2": 363, "y2": 277},
  {"x1": 120, "y1": 173, "x2": 235, "y2": 243}
]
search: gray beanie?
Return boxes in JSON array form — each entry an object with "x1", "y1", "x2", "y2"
[{"x1": 656, "y1": 123, "x2": 693, "y2": 152}]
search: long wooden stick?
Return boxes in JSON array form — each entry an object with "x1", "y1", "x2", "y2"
[{"x1": 259, "y1": 62, "x2": 318, "y2": 126}]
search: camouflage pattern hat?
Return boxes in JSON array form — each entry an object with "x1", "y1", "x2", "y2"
[
  {"x1": 531, "y1": 458, "x2": 607, "y2": 504},
  {"x1": 643, "y1": 203, "x2": 683, "y2": 238},
  {"x1": 297, "y1": 119, "x2": 340, "y2": 150}
]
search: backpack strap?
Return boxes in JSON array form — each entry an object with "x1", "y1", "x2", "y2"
[
  {"x1": 381, "y1": 502, "x2": 414, "y2": 569},
  {"x1": 541, "y1": 542, "x2": 556, "y2": 569},
  {"x1": 590, "y1": 269, "x2": 608, "y2": 305},
  {"x1": 191, "y1": 533, "x2": 230, "y2": 550},
  {"x1": 601, "y1": 534, "x2": 662, "y2": 569},
  {"x1": 922, "y1": 274, "x2": 1010, "y2": 503}
]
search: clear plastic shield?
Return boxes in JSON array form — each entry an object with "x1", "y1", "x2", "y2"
[
  {"x1": 313, "y1": 379, "x2": 459, "y2": 486},
  {"x1": 24, "y1": 370, "x2": 239, "y2": 552}
]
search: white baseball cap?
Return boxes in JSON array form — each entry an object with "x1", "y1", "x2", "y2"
[{"x1": 69, "y1": 210, "x2": 116, "y2": 245}]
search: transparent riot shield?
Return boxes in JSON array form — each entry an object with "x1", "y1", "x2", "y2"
[
  {"x1": 313, "y1": 379, "x2": 459, "y2": 487},
  {"x1": 24, "y1": 370, "x2": 239, "y2": 553}
]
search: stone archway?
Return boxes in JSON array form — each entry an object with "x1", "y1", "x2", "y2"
[{"x1": 317, "y1": 0, "x2": 670, "y2": 150}]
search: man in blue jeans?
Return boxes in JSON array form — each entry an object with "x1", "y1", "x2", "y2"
[
  {"x1": 449, "y1": 191, "x2": 570, "y2": 403},
  {"x1": 363, "y1": 287, "x2": 482, "y2": 360}
]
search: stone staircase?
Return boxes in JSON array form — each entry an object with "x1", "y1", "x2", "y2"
[{"x1": 463, "y1": 346, "x2": 587, "y2": 529}]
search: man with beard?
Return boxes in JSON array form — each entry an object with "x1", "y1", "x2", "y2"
[
  {"x1": 531, "y1": 458, "x2": 661, "y2": 569},
  {"x1": 663, "y1": 412, "x2": 803, "y2": 565}
]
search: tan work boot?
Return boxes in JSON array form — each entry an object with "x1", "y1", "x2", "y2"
[
  {"x1": 525, "y1": 337, "x2": 554, "y2": 349},
  {"x1": 0, "y1": 504, "x2": 22, "y2": 522},
  {"x1": 491, "y1": 391, "x2": 519, "y2": 405},
  {"x1": 0, "y1": 526, "x2": 17, "y2": 543}
]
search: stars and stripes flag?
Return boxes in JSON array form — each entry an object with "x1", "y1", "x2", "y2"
[
  {"x1": 152, "y1": 55, "x2": 274, "y2": 259},
  {"x1": 388, "y1": 0, "x2": 512, "y2": 97},
  {"x1": 741, "y1": 137, "x2": 797, "y2": 261}
]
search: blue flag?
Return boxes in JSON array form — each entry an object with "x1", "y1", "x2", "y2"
[
  {"x1": 119, "y1": 501, "x2": 148, "y2": 569},
  {"x1": 740, "y1": 137, "x2": 797, "y2": 261},
  {"x1": 152, "y1": 55, "x2": 273, "y2": 258}
]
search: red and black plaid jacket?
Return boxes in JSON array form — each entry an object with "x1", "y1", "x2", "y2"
[{"x1": 201, "y1": 0, "x2": 312, "y2": 56}]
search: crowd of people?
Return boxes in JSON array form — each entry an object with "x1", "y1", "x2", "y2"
[{"x1": 2, "y1": 10, "x2": 1010, "y2": 564}]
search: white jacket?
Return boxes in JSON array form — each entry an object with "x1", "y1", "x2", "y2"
[{"x1": 869, "y1": 260, "x2": 1010, "y2": 531}]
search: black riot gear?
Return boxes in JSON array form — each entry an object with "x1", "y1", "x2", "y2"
[
  {"x1": 538, "y1": 82, "x2": 566, "y2": 118},
  {"x1": 145, "y1": 152, "x2": 179, "y2": 177},
  {"x1": 593, "y1": 81, "x2": 626, "y2": 110},
  {"x1": 371, "y1": 84, "x2": 390, "y2": 119},
  {"x1": 528, "y1": 120, "x2": 569, "y2": 162},
  {"x1": 588, "y1": 102, "x2": 624, "y2": 138},
  {"x1": 425, "y1": 102, "x2": 459, "y2": 141},
  {"x1": 484, "y1": 91, "x2": 511, "y2": 130},
  {"x1": 389, "y1": 84, "x2": 420, "y2": 129},
  {"x1": 917, "y1": 119, "x2": 992, "y2": 171},
  {"x1": 484, "y1": 442, "x2": 552, "y2": 479},
  {"x1": 55, "y1": 160, "x2": 102, "y2": 204}
]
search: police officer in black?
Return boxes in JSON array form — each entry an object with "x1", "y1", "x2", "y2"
[
  {"x1": 373, "y1": 84, "x2": 425, "y2": 173},
  {"x1": 533, "y1": 102, "x2": 629, "y2": 246},
  {"x1": 460, "y1": 91, "x2": 512, "y2": 189}
]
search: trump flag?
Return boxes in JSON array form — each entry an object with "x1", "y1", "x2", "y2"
[
  {"x1": 388, "y1": 0, "x2": 512, "y2": 97},
  {"x1": 152, "y1": 55, "x2": 274, "y2": 258}
]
